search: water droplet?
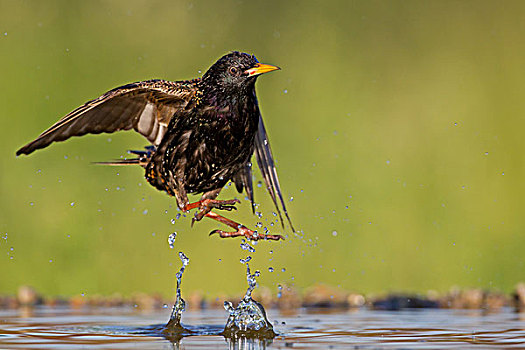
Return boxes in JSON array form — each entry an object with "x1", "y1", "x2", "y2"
[
  {"x1": 268, "y1": 267, "x2": 274, "y2": 272},
  {"x1": 70, "y1": 202, "x2": 75, "y2": 206},
  {"x1": 332, "y1": 230, "x2": 338, "y2": 237},
  {"x1": 142, "y1": 209, "x2": 148, "y2": 215},
  {"x1": 484, "y1": 152, "x2": 489, "y2": 156},
  {"x1": 281, "y1": 267, "x2": 286, "y2": 272},
  {"x1": 240, "y1": 256, "x2": 252, "y2": 264},
  {"x1": 240, "y1": 241, "x2": 256, "y2": 253},
  {"x1": 283, "y1": 89, "x2": 288, "y2": 94},
  {"x1": 179, "y1": 251, "x2": 189, "y2": 266},
  {"x1": 168, "y1": 233, "x2": 177, "y2": 248}
]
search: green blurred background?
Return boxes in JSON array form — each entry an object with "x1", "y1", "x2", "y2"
[{"x1": 1, "y1": 0, "x2": 524, "y2": 299}]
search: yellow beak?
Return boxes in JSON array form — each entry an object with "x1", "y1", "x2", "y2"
[{"x1": 245, "y1": 63, "x2": 281, "y2": 76}]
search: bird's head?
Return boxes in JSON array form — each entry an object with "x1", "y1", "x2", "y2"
[{"x1": 202, "y1": 52, "x2": 280, "y2": 95}]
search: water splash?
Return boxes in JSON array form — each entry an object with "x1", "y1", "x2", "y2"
[
  {"x1": 163, "y1": 251, "x2": 191, "y2": 336},
  {"x1": 222, "y1": 250, "x2": 276, "y2": 339},
  {"x1": 243, "y1": 259, "x2": 259, "y2": 301}
]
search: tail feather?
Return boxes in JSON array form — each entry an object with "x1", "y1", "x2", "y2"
[
  {"x1": 94, "y1": 158, "x2": 147, "y2": 166},
  {"x1": 94, "y1": 146, "x2": 155, "y2": 167}
]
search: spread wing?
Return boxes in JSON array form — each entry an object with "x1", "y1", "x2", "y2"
[
  {"x1": 16, "y1": 79, "x2": 198, "y2": 156},
  {"x1": 234, "y1": 115, "x2": 295, "y2": 232}
]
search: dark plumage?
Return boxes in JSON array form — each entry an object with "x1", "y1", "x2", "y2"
[{"x1": 17, "y1": 51, "x2": 293, "y2": 240}]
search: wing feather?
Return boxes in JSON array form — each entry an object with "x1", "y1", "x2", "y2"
[
  {"x1": 253, "y1": 116, "x2": 295, "y2": 231},
  {"x1": 16, "y1": 79, "x2": 197, "y2": 156},
  {"x1": 233, "y1": 162, "x2": 255, "y2": 213}
]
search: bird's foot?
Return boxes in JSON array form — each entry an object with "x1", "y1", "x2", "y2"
[
  {"x1": 209, "y1": 226, "x2": 284, "y2": 241},
  {"x1": 190, "y1": 199, "x2": 240, "y2": 225}
]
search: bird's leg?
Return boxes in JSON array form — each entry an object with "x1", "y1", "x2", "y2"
[
  {"x1": 206, "y1": 211, "x2": 284, "y2": 241},
  {"x1": 183, "y1": 199, "x2": 241, "y2": 225}
]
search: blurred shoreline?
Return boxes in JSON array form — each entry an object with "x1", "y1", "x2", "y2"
[{"x1": 2, "y1": 282, "x2": 524, "y2": 312}]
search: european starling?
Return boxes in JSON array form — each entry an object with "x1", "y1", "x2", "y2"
[{"x1": 17, "y1": 52, "x2": 293, "y2": 241}]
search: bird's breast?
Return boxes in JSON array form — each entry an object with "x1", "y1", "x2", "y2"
[{"x1": 159, "y1": 94, "x2": 260, "y2": 194}]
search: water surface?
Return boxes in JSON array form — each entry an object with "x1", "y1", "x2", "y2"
[{"x1": 1, "y1": 306, "x2": 524, "y2": 349}]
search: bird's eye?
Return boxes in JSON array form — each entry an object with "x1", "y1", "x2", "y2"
[{"x1": 229, "y1": 66, "x2": 239, "y2": 76}]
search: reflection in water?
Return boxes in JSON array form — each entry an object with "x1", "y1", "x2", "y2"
[
  {"x1": 1, "y1": 307, "x2": 525, "y2": 349},
  {"x1": 224, "y1": 336, "x2": 273, "y2": 350}
]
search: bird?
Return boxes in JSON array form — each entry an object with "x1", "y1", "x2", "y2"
[{"x1": 16, "y1": 51, "x2": 294, "y2": 241}]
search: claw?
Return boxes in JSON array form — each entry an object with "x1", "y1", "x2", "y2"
[
  {"x1": 187, "y1": 198, "x2": 241, "y2": 224},
  {"x1": 214, "y1": 205, "x2": 237, "y2": 211},
  {"x1": 186, "y1": 203, "x2": 284, "y2": 242},
  {"x1": 209, "y1": 229, "x2": 222, "y2": 236},
  {"x1": 209, "y1": 226, "x2": 284, "y2": 241}
]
